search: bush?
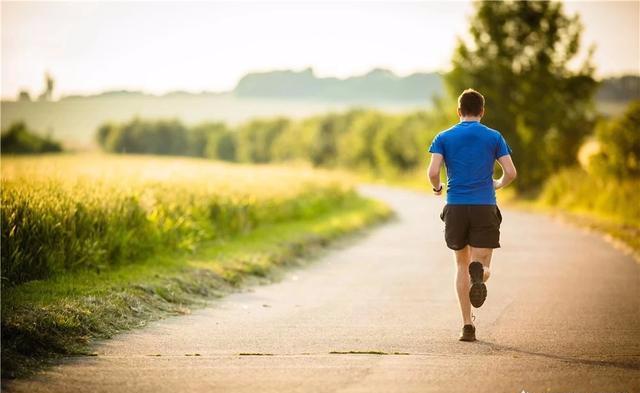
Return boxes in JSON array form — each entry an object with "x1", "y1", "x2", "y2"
[
  {"x1": 589, "y1": 101, "x2": 640, "y2": 179},
  {"x1": 336, "y1": 111, "x2": 386, "y2": 171},
  {"x1": 235, "y1": 118, "x2": 289, "y2": 163},
  {"x1": 372, "y1": 111, "x2": 436, "y2": 175},
  {"x1": 98, "y1": 118, "x2": 189, "y2": 155},
  {"x1": 540, "y1": 167, "x2": 640, "y2": 225},
  {"x1": 1, "y1": 122, "x2": 63, "y2": 154},
  {"x1": 201, "y1": 123, "x2": 236, "y2": 161}
]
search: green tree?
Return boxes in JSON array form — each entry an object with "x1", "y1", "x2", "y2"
[
  {"x1": 373, "y1": 111, "x2": 443, "y2": 174},
  {"x1": 188, "y1": 123, "x2": 215, "y2": 157},
  {"x1": 200, "y1": 122, "x2": 236, "y2": 161},
  {"x1": 309, "y1": 114, "x2": 340, "y2": 167},
  {"x1": 446, "y1": 0, "x2": 598, "y2": 190},
  {"x1": 307, "y1": 111, "x2": 361, "y2": 167},
  {"x1": 590, "y1": 101, "x2": 640, "y2": 179},
  {"x1": 1, "y1": 122, "x2": 62, "y2": 154},
  {"x1": 235, "y1": 118, "x2": 289, "y2": 163},
  {"x1": 96, "y1": 123, "x2": 115, "y2": 147},
  {"x1": 96, "y1": 118, "x2": 189, "y2": 155},
  {"x1": 337, "y1": 110, "x2": 385, "y2": 171},
  {"x1": 270, "y1": 118, "x2": 316, "y2": 163}
]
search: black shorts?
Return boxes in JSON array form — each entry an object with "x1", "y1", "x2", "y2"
[{"x1": 439, "y1": 204, "x2": 502, "y2": 250}]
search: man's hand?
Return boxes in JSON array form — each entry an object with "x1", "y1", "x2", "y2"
[
  {"x1": 433, "y1": 184, "x2": 443, "y2": 196},
  {"x1": 493, "y1": 179, "x2": 501, "y2": 190}
]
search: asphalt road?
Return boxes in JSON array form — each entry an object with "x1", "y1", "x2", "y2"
[{"x1": 5, "y1": 185, "x2": 640, "y2": 393}]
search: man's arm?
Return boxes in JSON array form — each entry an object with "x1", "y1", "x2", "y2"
[
  {"x1": 494, "y1": 154, "x2": 517, "y2": 189},
  {"x1": 428, "y1": 153, "x2": 444, "y2": 195}
]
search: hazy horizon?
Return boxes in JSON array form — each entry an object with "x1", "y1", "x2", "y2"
[
  {"x1": 2, "y1": 1, "x2": 639, "y2": 100},
  {"x1": 3, "y1": 67, "x2": 445, "y2": 101}
]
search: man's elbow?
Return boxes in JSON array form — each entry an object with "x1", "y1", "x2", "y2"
[{"x1": 508, "y1": 168, "x2": 517, "y2": 180}]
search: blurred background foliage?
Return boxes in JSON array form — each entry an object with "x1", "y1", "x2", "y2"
[
  {"x1": 1, "y1": 122, "x2": 62, "y2": 154},
  {"x1": 447, "y1": 1, "x2": 598, "y2": 190},
  {"x1": 92, "y1": 107, "x2": 455, "y2": 176},
  {"x1": 540, "y1": 102, "x2": 640, "y2": 226}
]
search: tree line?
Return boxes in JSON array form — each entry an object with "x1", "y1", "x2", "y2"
[
  {"x1": 95, "y1": 94, "x2": 638, "y2": 191},
  {"x1": 95, "y1": 103, "x2": 454, "y2": 176}
]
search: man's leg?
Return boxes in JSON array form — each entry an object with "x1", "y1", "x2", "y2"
[
  {"x1": 467, "y1": 247, "x2": 493, "y2": 309},
  {"x1": 470, "y1": 247, "x2": 493, "y2": 282},
  {"x1": 454, "y1": 245, "x2": 473, "y2": 325}
]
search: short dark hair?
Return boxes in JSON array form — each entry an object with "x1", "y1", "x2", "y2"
[{"x1": 458, "y1": 89, "x2": 485, "y2": 116}]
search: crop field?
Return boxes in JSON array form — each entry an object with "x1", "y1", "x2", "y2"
[{"x1": 1, "y1": 154, "x2": 358, "y2": 285}]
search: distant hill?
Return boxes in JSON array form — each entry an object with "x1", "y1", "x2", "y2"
[
  {"x1": 234, "y1": 70, "x2": 640, "y2": 104},
  {"x1": 597, "y1": 75, "x2": 640, "y2": 102},
  {"x1": 233, "y1": 68, "x2": 443, "y2": 102},
  {"x1": 49, "y1": 68, "x2": 444, "y2": 103},
  {"x1": 594, "y1": 75, "x2": 640, "y2": 116},
  {"x1": 13, "y1": 70, "x2": 635, "y2": 105}
]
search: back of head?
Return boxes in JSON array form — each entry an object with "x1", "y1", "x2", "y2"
[{"x1": 458, "y1": 89, "x2": 485, "y2": 117}]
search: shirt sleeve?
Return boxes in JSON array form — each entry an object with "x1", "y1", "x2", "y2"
[
  {"x1": 495, "y1": 133, "x2": 512, "y2": 159},
  {"x1": 428, "y1": 133, "x2": 444, "y2": 155}
]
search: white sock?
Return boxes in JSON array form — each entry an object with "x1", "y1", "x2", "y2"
[{"x1": 483, "y1": 266, "x2": 491, "y2": 282}]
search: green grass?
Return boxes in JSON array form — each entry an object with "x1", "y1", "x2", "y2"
[
  {"x1": 537, "y1": 167, "x2": 639, "y2": 255},
  {"x1": 538, "y1": 168, "x2": 639, "y2": 224},
  {"x1": 1, "y1": 195, "x2": 391, "y2": 378},
  {"x1": 498, "y1": 167, "x2": 640, "y2": 259},
  {"x1": 503, "y1": 192, "x2": 640, "y2": 256},
  {"x1": 1, "y1": 154, "x2": 356, "y2": 285}
]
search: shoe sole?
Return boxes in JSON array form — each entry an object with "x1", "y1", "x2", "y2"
[
  {"x1": 469, "y1": 261, "x2": 487, "y2": 308},
  {"x1": 459, "y1": 335, "x2": 476, "y2": 342}
]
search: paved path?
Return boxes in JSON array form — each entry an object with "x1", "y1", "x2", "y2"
[{"x1": 5, "y1": 186, "x2": 639, "y2": 393}]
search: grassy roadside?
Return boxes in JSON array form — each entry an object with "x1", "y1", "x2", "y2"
[
  {"x1": 496, "y1": 167, "x2": 640, "y2": 261},
  {"x1": 1, "y1": 155, "x2": 360, "y2": 285},
  {"x1": 499, "y1": 189, "x2": 640, "y2": 262},
  {"x1": 1, "y1": 195, "x2": 391, "y2": 378}
]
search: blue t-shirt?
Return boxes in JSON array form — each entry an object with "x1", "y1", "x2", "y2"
[{"x1": 428, "y1": 121, "x2": 512, "y2": 205}]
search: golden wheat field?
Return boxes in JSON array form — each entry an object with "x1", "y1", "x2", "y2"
[{"x1": 1, "y1": 154, "x2": 356, "y2": 285}]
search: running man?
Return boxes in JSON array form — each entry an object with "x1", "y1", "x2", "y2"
[{"x1": 427, "y1": 88, "x2": 517, "y2": 342}]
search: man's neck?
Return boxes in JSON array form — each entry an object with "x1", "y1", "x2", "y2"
[{"x1": 460, "y1": 116, "x2": 482, "y2": 122}]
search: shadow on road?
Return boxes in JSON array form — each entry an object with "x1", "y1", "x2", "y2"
[{"x1": 475, "y1": 340, "x2": 640, "y2": 371}]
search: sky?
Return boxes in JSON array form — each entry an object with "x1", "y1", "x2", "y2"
[{"x1": 1, "y1": 1, "x2": 638, "y2": 99}]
